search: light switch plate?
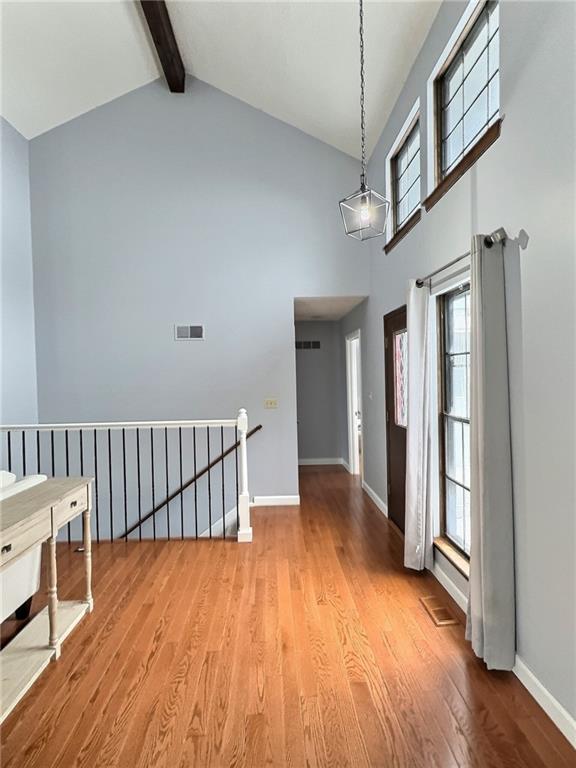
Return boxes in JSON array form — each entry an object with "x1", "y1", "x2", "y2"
[{"x1": 264, "y1": 398, "x2": 278, "y2": 409}]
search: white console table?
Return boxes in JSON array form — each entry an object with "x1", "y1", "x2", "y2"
[{"x1": 0, "y1": 477, "x2": 93, "y2": 723}]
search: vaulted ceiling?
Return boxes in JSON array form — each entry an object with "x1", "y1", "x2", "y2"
[{"x1": 0, "y1": 1, "x2": 440, "y2": 158}]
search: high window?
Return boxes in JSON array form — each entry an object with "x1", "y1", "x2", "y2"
[
  {"x1": 439, "y1": 284, "x2": 471, "y2": 556},
  {"x1": 391, "y1": 122, "x2": 420, "y2": 233},
  {"x1": 437, "y1": 0, "x2": 499, "y2": 177}
]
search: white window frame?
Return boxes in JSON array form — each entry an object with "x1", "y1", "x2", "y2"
[
  {"x1": 385, "y1": 99, "x2": 420, "y2": 244},
  {"x1": 426, "y1": 0, "x2": 500, "y2": 195}
]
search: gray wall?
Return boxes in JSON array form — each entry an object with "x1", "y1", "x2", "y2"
[
  {"x1": 1, "y1": 118, "x2": 38, "y2": 424},
  {"x1": 356, "y1": 1, "x2": 575, "y2": 714},
  {"x1": 29, "y1": 78, "x2": 370, "y2": 499},
  {"x1": 294, "y1": 321, "x2": 346, "y2": 461}
]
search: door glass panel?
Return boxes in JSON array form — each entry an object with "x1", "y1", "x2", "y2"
[{"x1": 393, "y1": 330, "x2": 408, "y2": 427}]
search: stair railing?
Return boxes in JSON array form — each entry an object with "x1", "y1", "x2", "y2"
[{"x1": 0, "y1": 409, "x2": 259, "y2": 543}]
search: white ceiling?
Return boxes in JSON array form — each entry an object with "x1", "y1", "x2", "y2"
[
  {"x1": 294, "y1": 296, "x2": 366, "y2": 321},
  {"x1": 1, "y1": 1, "x2": 440, "y2": 157}
]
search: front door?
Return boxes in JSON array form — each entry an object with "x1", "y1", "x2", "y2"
[{"x1": 384, "y1": 306, "x2": 408, "y2": 532}]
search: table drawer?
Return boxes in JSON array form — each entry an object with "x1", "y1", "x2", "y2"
[
  {"x1": 52, "y1": 485, "x2": 88, "y2": 530},
  {"x1": 1, "y1": 514, "x2": 51, "y2": 568}
]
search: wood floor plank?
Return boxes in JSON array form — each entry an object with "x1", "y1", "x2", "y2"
[{"x1": 1, "y1": 466, "x2": 573, "y2": 767}]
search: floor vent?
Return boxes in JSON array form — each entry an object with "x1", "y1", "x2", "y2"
[{"x1": 420, "y1": 596, "x2": 459, "y2": 626}]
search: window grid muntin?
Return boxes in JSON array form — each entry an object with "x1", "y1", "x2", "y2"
[
  {"x1": 438, "y1": 0, "x2": 499, "y2": 177},
  {"x1": 392, "y1": 121, "x2": 420, "y2": 232},
  {"x1": 439, "y1": 285, "x2": 472, "y2": 557}
]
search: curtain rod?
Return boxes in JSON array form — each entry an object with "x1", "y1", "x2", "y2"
[{"x1": 416, "y1": 228, "x2": 507, "y2": 287}]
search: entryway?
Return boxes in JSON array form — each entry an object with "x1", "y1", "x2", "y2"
[
  {"x1": 384, "y1": 305, "x2": 407, "y2": 532},
  {"x1": 345, "y1": 330, "x2": 363, "y2": 478}
]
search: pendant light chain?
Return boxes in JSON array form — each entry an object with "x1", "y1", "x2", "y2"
[
  {"x1": 359, "y1": 0, "x2": 367, "y2": 190},
  {"x1": 339, "y1": 0, "x2": 389, "y2": 240}
]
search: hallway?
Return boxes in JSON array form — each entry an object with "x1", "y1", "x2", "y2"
[{"x1": 1, "y1": 466, "x2": 571, "y2": 767}]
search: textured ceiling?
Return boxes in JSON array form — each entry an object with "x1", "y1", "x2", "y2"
[{"x1": 1, "y1": 1, "x2": 440, "y2": 157}]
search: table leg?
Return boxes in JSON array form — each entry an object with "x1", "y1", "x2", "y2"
[
  {"x1": 83, "y1": 503, "x2": 93, "y2": 612},
  {"x1": 47, "y1": 535, "x2": 60, "y2": 659}
]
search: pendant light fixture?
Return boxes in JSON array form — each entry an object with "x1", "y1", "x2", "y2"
[{"x1": 339, "y1": 0, "x2": 390, "y2": 240}]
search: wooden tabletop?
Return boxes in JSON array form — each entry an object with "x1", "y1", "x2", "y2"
[{"x1": 0, "y1": 477, "x2": 92, "y2": 534}]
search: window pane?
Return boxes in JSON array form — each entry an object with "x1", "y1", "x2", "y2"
[
  {"x1": 445, "y1": 418, "x2": 465, "y2": 485},
  {"x1": 463, "y1": 421, "x2": 470, "y2": 487},
  {"x1": 405, "y1": 151, "x2": 420, "y2": 188},
  {"x1": 463, "y1": 489, "x2": 471, "y2": 554},
  {"x1": 397, "y1": 145, "x2": 409, "y2": 175},
  {"x1": 443, "y1": 59, "x2": 463, "y2": 105},
  {"x1": 446, "y1": 479, "x2": 466, "y2": 551},
  {"x1": 463, "y1": 87, "x2": 488, "y2": 148},
  {"x1": 398, "y1": 159, "x2": 417, "y2": 201},
  {"x1": 488, "y1": 0, "x2": 499, "y2": 38},
  {"x1": 407, "y1": 182, "x2": 420, "y2": 217},
  {"x1": 445, "y1": 291, "x2": 469, "y2": 353},
  {"x1": 488, "y1": 30, "x2": 499, "y2": 79},
  {"x1": 443, "y1": 124, "x2": 463, "y2": 171},
  {"x1": 397, "y1": 195, "x2": 408, "y2": 227},
  {"x1": 407, "y1": 130, "x2": 419, "y2": 162},
  {"x1": 464, "y1": 15, "x2": 488, "y2": 75},
  {"x1": 446, "y1": 354, "x2": 469, "y2": 418},
  {"x1": 488, "y1": 75, "x2": 499, "y2": 118},
  {"x1": 443, "y1": 89, "x2": 463, "y2": 135},
  {"x1": 464, "y1": 49, "x2": 488, "y2": 111},
  {"x1": 393, "y1": 330, "x2": 408, "y2": 427}
]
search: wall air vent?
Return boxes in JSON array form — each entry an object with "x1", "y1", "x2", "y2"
[
  {"x1": 175, "y1": 325, "x2": 204, "y2": 340},
  {"x1": 295, "y1": 341, "x2": 321, "y2": 350}
]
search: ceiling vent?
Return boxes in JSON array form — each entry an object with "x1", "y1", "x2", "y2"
[{"x1": 175, "y1": 324, "x2": 204, "y2": 340}]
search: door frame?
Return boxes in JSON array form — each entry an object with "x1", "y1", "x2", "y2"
[{"x1": 345, "y1": 330, "x2": 363, "y2": 477}]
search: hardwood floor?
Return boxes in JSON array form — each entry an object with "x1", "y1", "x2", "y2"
[{"x1": 1, "y1": 466, "x2": 573, "y2": 767}]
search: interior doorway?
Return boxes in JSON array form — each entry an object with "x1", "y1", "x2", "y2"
[
  {"x1": 384, "y1": 306, "x2": 408, "y2": 532},
  {"x1": 346, "y1": 331, "x2": 363, "y2": 477}
]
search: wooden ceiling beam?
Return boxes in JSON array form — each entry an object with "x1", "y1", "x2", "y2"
[{"x1": 140, "y1": 1, "x2": 185, "y2": 93}]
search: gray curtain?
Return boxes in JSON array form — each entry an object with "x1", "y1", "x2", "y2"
[{"x1": 466, "y1": 234, "x2": 516, "y2": 670}]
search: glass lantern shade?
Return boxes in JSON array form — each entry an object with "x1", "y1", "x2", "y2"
[{"x1": 339, "y1": 186, "x2": 390, "y2": 241}]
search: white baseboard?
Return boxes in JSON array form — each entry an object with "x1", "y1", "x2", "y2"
[
  {"x1": 341, "y1": 458, "x2": 351, "y2": 473},
  {"x1": 361, "y1": 480, "x2": 388, "y2": 517},
  {"x1": 298, "y1": 458, "x2": 344, "y2": 466},
  {"x1": 251, "y1": 495, "x2": 300, "y2": 507},
  {"x1": 513, "y1": 657, "x2": 576, "y2": 748},
  {"x1": 431, "y1": 561, "x2": 468, "y2": 612},
  {"x1": 430, "y1": 563, "x2": 576, "y2": 747}
]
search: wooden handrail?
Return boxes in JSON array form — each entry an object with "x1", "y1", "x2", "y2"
[{"x1": 120, "y1": 424, "x2": 262, "y2": 539}]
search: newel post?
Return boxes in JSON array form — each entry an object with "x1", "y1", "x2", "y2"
[{"x1": 237, "y1": 408, "x2": 253, "y2": 542}]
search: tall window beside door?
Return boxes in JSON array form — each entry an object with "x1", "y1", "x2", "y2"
[{"x1": 439, "y1": 285, "x2": 471, "y2": 556}]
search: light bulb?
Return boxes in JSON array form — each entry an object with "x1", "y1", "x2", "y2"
[{"x1": 360, "y1": 197, "x2": 371, "y2": 225}]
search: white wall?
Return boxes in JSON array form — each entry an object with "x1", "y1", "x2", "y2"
[
  {"x1": 28, "y1": 78, "x2": 371, "y2": 499},
  {"x1": 1, "y1": 118, "x2": 38, "y2": 424},
  {"x1": 356, "y1": 0, "x2": 575, "y2": 717}
]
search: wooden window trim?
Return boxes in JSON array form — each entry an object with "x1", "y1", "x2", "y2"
[
  {"x1": 383, "y1": 208, "x2": 422, "y2": 254},
  {"x1": 434, "y1": 536, "x2": 470, "y2": 579},
  {"x1": 425, "y1": 118, "x2": 501, "y2": 212}
]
